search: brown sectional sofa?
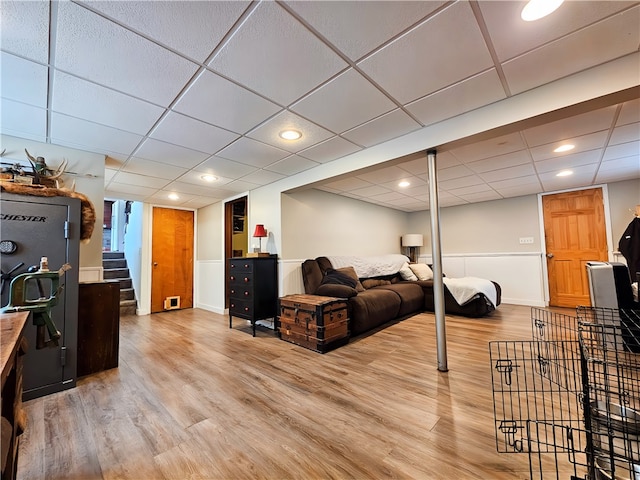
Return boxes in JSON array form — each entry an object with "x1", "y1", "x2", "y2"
[{"x1": 302, "y1": 256, "x2": 501, "y2": 336}]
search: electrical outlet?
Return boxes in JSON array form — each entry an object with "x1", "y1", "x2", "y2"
[{"x1": 519, "y1": 237, "x2": 534, "y2": 244}]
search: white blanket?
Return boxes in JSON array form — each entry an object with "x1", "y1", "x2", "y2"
[
  {"x1": 326, "y1": 254, "x2": 410, "y2": 278},
  {"x1": 443, "y1": 276, "x2": 497, "y2": 307}
]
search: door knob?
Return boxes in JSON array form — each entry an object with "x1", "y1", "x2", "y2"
[
  {"x1": 546, "y1": 253, "x2": 554, "y2": 258},
  {"x1": 153, "y1": 262, "x2": 158, "y2": 266}
]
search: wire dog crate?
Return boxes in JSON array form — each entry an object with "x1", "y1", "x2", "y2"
[{"x1": 490, "y1": 306, "x2": 640, "y2": 479}]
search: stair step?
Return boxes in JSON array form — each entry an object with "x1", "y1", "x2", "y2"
[
  {"x1": 120, "y1": 288, "x2": 135, "y2": 301},
  {"x1": 120, "y1": 299, "x2": 137, "y2": 316},
  {"x1": 103, "y1": 258, "x2": 127, "y2": 269},
  {"x1": 116, "y1": 278, "x2": 132, "y2": 289},
  {"x1": 102, "y1": 251, "x2": 125, "y2": 260},
  {"x1": 104, "y1": 268, "x2": 129, "y2": 279}
]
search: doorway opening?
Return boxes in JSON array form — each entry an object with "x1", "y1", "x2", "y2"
[{"x1": 224, "y1": 196, "x2": 247, "y2": 308}]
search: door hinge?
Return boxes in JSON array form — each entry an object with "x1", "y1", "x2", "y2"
[
  {"x1": 64, "y1": 220, "x2": 70, "y2": 239},
  {"x1": 60, "y1": 346, "x2": 67, "y2": 366}
]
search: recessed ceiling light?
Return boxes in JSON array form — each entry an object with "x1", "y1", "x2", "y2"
[
  {"x1": 398, "y1": 181, "x2": 410, "y2": 188},
  {"x1": 168, "y1": 193, "x2": 180, "y2": 200},
  {"x1": 554, "y1": 144, "x2": 575, "y2": 153},
  {"x1": 201, "y1": 174, "x2": 217, "y2": 182},
  {"x1": 279, "y1": 129, "x2": 302, "y2": 141},
  {"x1": 556, "y1": 170, "x2": 573, "y2": 177},
  {"x1": 521, "y1": 0, "x2": 564, "y2": 21}
]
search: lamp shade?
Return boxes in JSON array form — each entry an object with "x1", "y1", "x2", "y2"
[
  {"x1": 401, "y1": 234, "x2": 423, "y2": 247},
  {"x1": 253, "y1": 224, "x2": 267, "y2": 238}
]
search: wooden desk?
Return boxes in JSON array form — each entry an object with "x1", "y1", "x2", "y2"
[{"x1": 1, "y1": 311, "x2": 29, "y2": 480}]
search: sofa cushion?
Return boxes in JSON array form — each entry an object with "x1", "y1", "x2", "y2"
[
  {"x1": 348, "y1": 289, "x2": 401, "y2": 335},
  {"x1": 336, "y1": 266, "x2": 365, "y2": 292},
  {"x1": 399, "y1": 262, "x2": 418, "y2": 281},
  {"x1": 409, "y1": 263, "x2": 434, "y2": 281},
  {"x1": 361, "y1": 278, "x2": 391, "y2": 289},
  {"x1": 315, "y1": 283, "x2": 358, "y2": 298},
  {"x1": 302, "y1": 259, "x2": 324, "y2": 294},
  {"x1": 321, "y1": 268, "x2": 357, "y2": 288},
  {"x1": 375, "y1": 283, "x2": 424, "y2": 317}
]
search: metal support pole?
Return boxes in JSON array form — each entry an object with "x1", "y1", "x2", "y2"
[{"x1": 427, "y1": 148, "x2": 448, "y2": 372}]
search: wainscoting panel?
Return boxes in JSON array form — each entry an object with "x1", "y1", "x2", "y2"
[{"x1": 195, "y1": 260, "x2": 226, "y2": 314}]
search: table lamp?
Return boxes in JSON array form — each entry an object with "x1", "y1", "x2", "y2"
[
  {"x1": 253, "y1": 224, "x2": 267, "y2": 253},
  {"x1": 401, "y1": 234, "x2": 423, "y2": 263}
]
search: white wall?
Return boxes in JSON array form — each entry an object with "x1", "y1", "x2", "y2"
[
  {"x1": 195, "y1": 201, "x2": 225, "y2": 313},
  {"x1": 124, "y1": 200, "x2": 143, "y2": 307}
]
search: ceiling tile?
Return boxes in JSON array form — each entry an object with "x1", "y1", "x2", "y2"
[
  {"x1": 122, "y1": 157, "x2": 188, "y2": 180},
  {"x1": 448, "y1": 183, "x2": 494, "y2": 196},
  {"x1": 479, "y1": 163, "x2": 536, "y2": 182},
  {"x1": 291, "y1": 69, "x2": 396, "y2": 133},
  {"x1": 0, "y1": 100, "x2": 47, "y2": 142},
  {"x1": 149, "y1": 190, "x2": 197, "y2": 206},
  {"x1": 1, "y1": 53, "x2": 48, "y2": 107},
  {"x1": 495, "y1": 184, "x2": 543, "y2": 199},
  {"x1": 467, "y1": 150, "x2": 532, "y2": 174},
  {"x1": 351, "y1": 184, "x2": 392, "y2": 197},
  {"x1": 502, "y1": 7, "x2": 640, "y2": 95},
  {"x1": 595, "y1": 169, "x2": 640, "y2": 184},
  {"x1": 438, "y1": 175, "x2": 485, "y2": 190},
  {"x1": 370, "y1": 191, "x2": 408, "y2": 202},
  {"x1": 264, "y1": 155, "x2": 320, "y2": 176},
  {"x1": 224, "y1": 179, "x2": 261, "y2": 193},
  {"x1": 479, "y1": 1, "x2": 633, "y2": 62},
  {"x1": 342, "y1": 109, "x2": 421, "y2": 147},
  {"x1": 104, "y1": 191, "x2": 149, "y2": 203},
  {"x1": 449, "y1": 132, "x2": 526, "y2": 163},
  {"x1": 105, "y1": 156, "x2": 126, "y2": 169},
  {"x1": 176, "y1": 170, "x2": 233, "y2": 188},
  {"x1": 459, "y1": 191, "x2": 502, "y2": 203},
  {"x1": 195, "y1": 156, "x2": 257, "y2": 179},
  {"x1": 173, "y1": 70, "x2": 281, "y2": 134},
  {"x1": 108, "y1": 182, "x2": 159, "y2": 197},
  {"x1": 0, "y1": 0, "x2": 49, "y2": 63},
  {"x1": 381, "y1": 176, "x2": 427, "y2": 193},
  {"x1": 134, "y1": 138, "x2": 209, "y2": 168},
  {"x1": 240, "y1": 169, "x2": 286, "y2": 186},
  {"x1": 489, "y1": 175, "x2": 542, "y2": 190},
  {"x1": 603, "y1": 140, "x2": 640, "y2": 161},
  {"x1": 357, "y1": 1, "x2": 493, "y2": 104},
  {"x1": 523, "y1": 106, "x2": 617, "y2": 147},
  {"x1": 104, "y1": 168, "x2": 117, "y2": 183},
  {"x1": 111, "y1": 171, "x2": 170, "y2": 189},
  {"x1": 535, "y1": 149, "x2": 603, "y2": 173},
  {"x1": 82, "y1": 1, "x2": 250, "y2": 62},
  {"x1": 208, "y1": 1, "x2": 347, "y2": 106},
  {"x1": 609, "y1": 122, "x2": 640, "y2": 146},
  {"x1": 50, "y1": 112, "x2": 143, "y2": 155},
  {"x1": 529, "y1": 130, "x2": 609, "y2": 161},
  {"x1": 162, "y1": 180, "x2": 223, "y2": 197},
  {"x1": 181, "y1": 197, "x2": 222, "y2": 209},
  {"x1": 52, "y1": 71, "x2": 165, "y2": 135},
  {"x1": 55, "y1": 1, "x2": 199, "y2": 105},
  {"x1": 357, "y1": 165, "x2": 416, "y2": 184},
  {"x1": 598, "y1": 155, "x2": 640, "y2": 173},
  {"x1": 540, "y1": 167, "x2": 598, "y2": 190},
  {"x1": 323, "y1": 177, "x2": 373, "y2": 192},
  {"x1": 284, "y1": 1, "x2": 445, "y2": 61},
  {"x1": 216, "y1": 138, "x2": 290, "y2": 168},
  {"x1": 406, "y1": 69, "x2": 506, "y2": 126},
  {"x1": 150, "y1": 111, "x2": 239, "y2": 154},
  {"x1": 247, "y1": 110, "x2": 333, "y2": 152},
  {"x1": 297, "y1": 136, "x2": 361, "y2": 163},
  {"x1": 617, "y1": 98, "x2": 640, "y2": 126},
  {"x1": 438, "y1": 165, "x2": 476, "y2": 181}
]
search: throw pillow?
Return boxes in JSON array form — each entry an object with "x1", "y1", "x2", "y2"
[
  {"x1": 399, "y1": 262, "x2": 418, "y2": 281},
  {"x1": 361, "y1": 278, "x2": 392, "y2": 289},
  {"x1": 409, "y1": 263, "x2": 434, "y2": 281},
  {"x1": 336, "y1": 266, "x2": 365, "y2": 292},
  {"x1": 315, "y1": 283, "x2": 358, "y2": 298},
  {"x1": 320, "y1": 268, "x2": 357, "y2": 288}
]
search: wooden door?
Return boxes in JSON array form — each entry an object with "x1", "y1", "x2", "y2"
[
  {"x1": 151, "y1": 207, "x2": 194, "y2": 313},
  {"x1": 543, "y1": 188, "x2": 608, "y2": 308}
]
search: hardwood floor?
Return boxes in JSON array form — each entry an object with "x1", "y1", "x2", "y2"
[{"x1": 17, "y1": 304, "x2": 579, "y2": 479}]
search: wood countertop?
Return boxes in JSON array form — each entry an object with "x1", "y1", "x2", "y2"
[{"x1": 1, "y1": 311, "x2": 29, "y2": 388}]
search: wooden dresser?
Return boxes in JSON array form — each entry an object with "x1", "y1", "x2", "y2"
[
  {"x1": 228, "y1": 256, "x2": 278, "y2": 336},
  {"x1": 1, "y1": 312, "x2": 29, "y2": 480}
]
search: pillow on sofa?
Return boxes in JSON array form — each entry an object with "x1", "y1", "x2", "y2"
[
  {"x1": 399, "y1": 262, "x2": 418, "y2": 281},
  {"x1": 315, "y1": 283, "x2": 358, "y2": 298},
  {"x1": 336, "y1": 266, "x2": 365, "y2": 292},
  {"x1": 409, "y1": 263, "x2": 434, "y2": 281},
  {"x1": 321, "y1": 268, "x2": 357, "y2": 288},
  {"x1": 361, "y1": 278, "x2": 392, "y2": 289}
]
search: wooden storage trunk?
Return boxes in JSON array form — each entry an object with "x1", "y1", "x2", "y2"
[{"x1": 278, "y1": 294, "x2": 349, "y2": 353}]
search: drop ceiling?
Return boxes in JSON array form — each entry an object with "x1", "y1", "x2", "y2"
[{"x1": 1, "y1": 0, "x2": 639, "y2": 211}]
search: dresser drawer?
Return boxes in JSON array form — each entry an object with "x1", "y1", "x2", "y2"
[
  {"x1": 229, "y1": 286, "x2": 253, "y2": 300},
  {"x1": 229, "y1": 272, "x2": 254, "y2": 287},
  {"x1": 229, "y1": 299, "x2": 253, "y2": 319},
  {"x1": 228, "y1": 259, "x2": 254, "y2": 273}
]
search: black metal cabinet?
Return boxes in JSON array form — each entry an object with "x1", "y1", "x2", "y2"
[{"x1": 228, "y1": 256, "x2": 278, "y2": 336}]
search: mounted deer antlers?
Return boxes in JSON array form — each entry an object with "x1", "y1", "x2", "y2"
[{"x1": 24, "y1": 149, "x2": 68, "y2": 187}]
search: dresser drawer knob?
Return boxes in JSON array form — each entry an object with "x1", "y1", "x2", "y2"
[
  {"x1": 244, "y1": 292, "x2": 249, "y2": 296},
  {"x1": 244, "y1": 307, "x2": 249, "y2": 312},
  {"x1": 230, "y1": 276, "x2": 235, "y2": 281},
  {"x1": 244, "y1": 277, "x2": 249, "y2": 282},
  {"x1": 244, "y1": 264, "x2": 249, "y2": 268}
]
